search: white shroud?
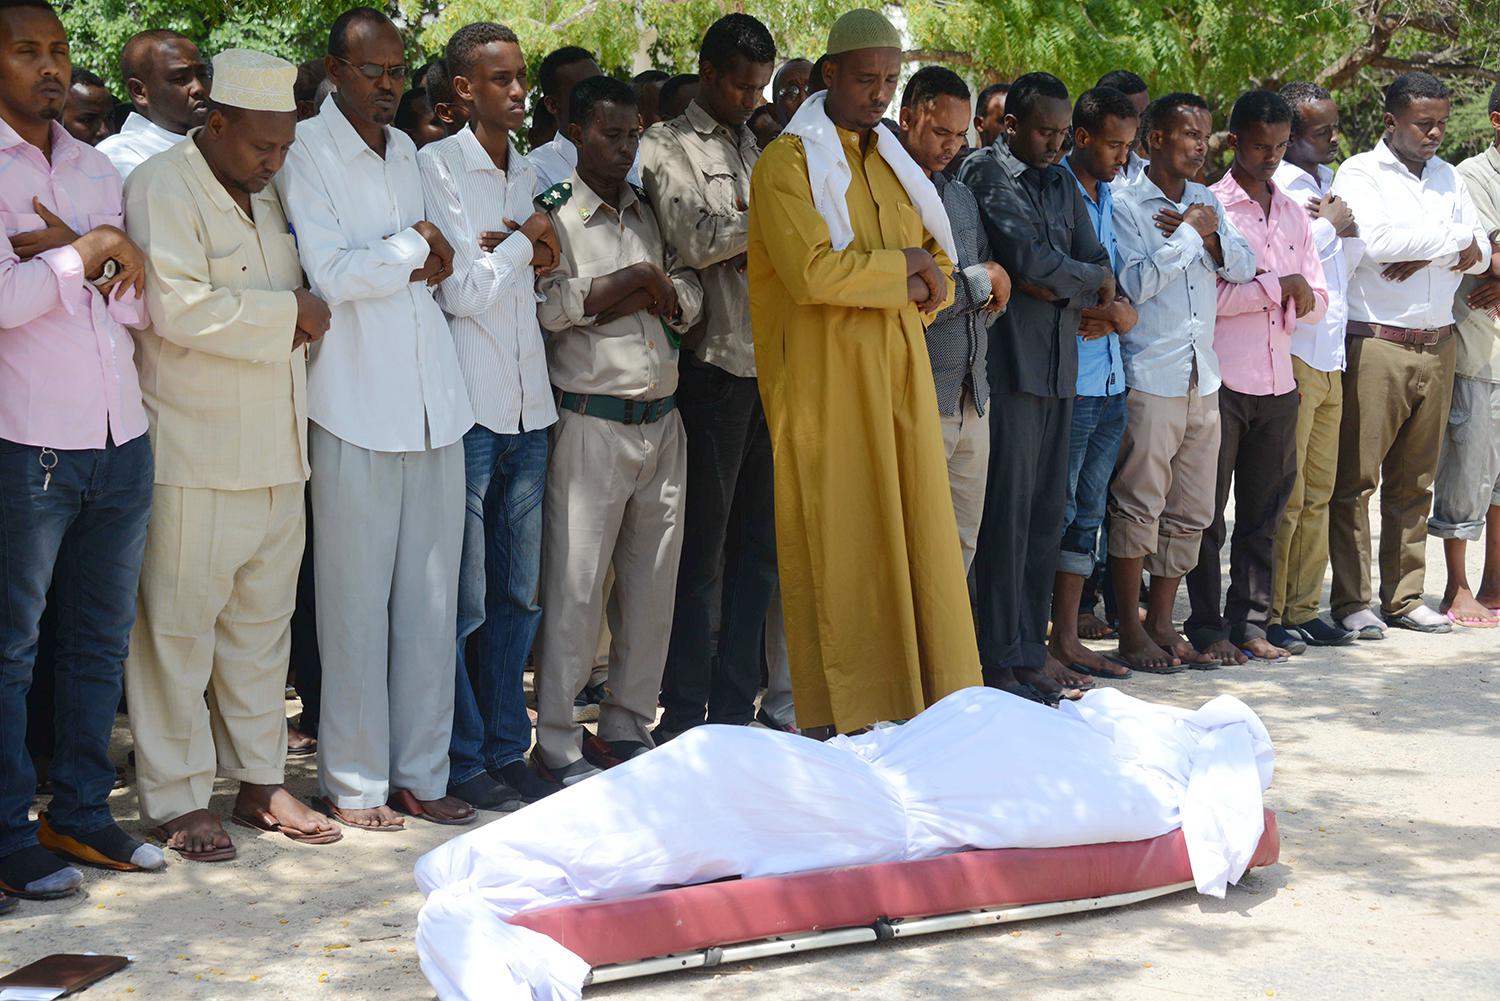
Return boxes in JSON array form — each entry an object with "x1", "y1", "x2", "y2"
[{"x1": 414, "y1": 687, "x2": 1275, "y2": 1001}]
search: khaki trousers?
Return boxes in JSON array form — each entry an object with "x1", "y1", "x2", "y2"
[
  {"x1": 1107, "y1": 384, "x2": 1221, "y2": 578},
  {"x1": 534, "y1": 409, "x2": 686, "y2": 766},
  {"x1": 1272, "y1": 358, "x2": 1343, "y2": 625},
  {"x1": 126, "y1": 481, "x2": 304, "y2": 824},
  {"x1": 1329, "y1": 334, "x2": 1455, "y2": 619},
  {"x1": 940, "y1": 394, "x2": 990, "y2": 572}
]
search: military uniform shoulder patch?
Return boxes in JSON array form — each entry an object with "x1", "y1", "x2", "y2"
[
  {"x1": 628, "y1": 181, "x2": 648, "y2": 202},
  {"x1": 536, "y1": 180, "x2": 573, "y2": 212}
]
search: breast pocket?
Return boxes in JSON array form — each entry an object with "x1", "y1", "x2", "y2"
[
  {"x1": 207, "y1": 246, "x2": 251, "y2": 288},
  {"x1": 573, "y1": 253, "x2": 621, "y2": 281},
  {"x1": 88, "y1": 212, "x2": 123, "y2": 231},
  {"x1": 700, "y1": 166, "x2": 741, "y2": 217}
]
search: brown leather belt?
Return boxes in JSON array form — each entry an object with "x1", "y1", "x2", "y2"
[{"x1": 1348, "y1": 321, "x2": 1453, "y2": 346}]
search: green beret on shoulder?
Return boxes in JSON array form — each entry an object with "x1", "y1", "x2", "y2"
[{"x1": 535, "y1": 180, "x2": 573, "y2": 212}]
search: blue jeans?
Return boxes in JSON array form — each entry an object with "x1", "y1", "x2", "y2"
[
  {"x1": 0, "y1": 434, "x2": 153, "y2": 857},
  {"x1": 449, "y1": 426, "x2": 548, "y2": 784},
  {"x1": 1059, "y1": 394, "x2": 1126, "y2": 577}
]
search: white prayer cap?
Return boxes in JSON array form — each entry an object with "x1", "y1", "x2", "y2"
[{"x1": 210, "y1": 48, "x2": 297, "y2": 113}]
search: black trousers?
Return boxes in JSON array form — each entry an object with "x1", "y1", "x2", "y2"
[
  {"x1": 1185, "y1": 386, "x2": 1299, "y2": 647},
  {"x1": 288, "y1": 492, "x2": 321, "y2": 734},
  {"x1": 658, "y1": 352, "x2": 778, "y2": 731},
  {"x1": 975, "y1": 391, "x2": 1073, "y2": 672}
]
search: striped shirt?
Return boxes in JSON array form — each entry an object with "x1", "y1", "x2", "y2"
[
  {"x1": 926, "y1": 172, "x2": 993, "y2": 417},
  {"x1": 418, "y1": 128, "x2": 557, "y2": 435}
]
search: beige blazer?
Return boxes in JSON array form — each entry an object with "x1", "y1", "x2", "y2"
[{"x1": 125, "y1": 131, "x2": 307, "y2": 490}]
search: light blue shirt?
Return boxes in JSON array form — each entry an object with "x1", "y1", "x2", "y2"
[
  {"x1": 1112, "y1": 170, "x2": 1256, "y2": 397},
  {"x1": 1062, "y1": 156, "x2": 1124, "y2": 397}
]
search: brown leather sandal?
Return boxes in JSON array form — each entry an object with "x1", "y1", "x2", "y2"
[
  {"x1": 387, "y1": 788, "x2": 476, "y2": 826},
  {"x1": 231, "y1": 807, "x2": 343, "y2": 845},
  {"x1": 311, "y1": 796, "x2": 405, "y2": 832}
]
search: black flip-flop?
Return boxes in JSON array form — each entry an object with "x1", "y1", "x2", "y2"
[
  {"x1": 997, "y1": 682, "x2": 1060, "y2": 707},
  {"x1": 1107, "y1": 653, "x2": 1184, "y2": 676},
  {"x1": 1076, "y1": 661, "x2": 1133, "y2": 680}
]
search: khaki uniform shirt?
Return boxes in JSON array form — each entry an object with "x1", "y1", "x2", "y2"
[
  {"x1": 1455, "y1": 146, "x2": 1500, "y2": 383},
  {"x1": 640, "y1": 100, "x2": 757, "y2": 377},
  {"x1": 124, "y1": 132, "x2": 307, "y2": 489},
  {"x1": 537, "y1": 174, "x2": 703, "y2": 401}
]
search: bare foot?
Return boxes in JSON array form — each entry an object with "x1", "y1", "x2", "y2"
[
  {"x1": 1147, "y1": 624, "x2": 1216, "y2": 666},
  {"x1": 287, "y1": 725, "x2": 317, "y2": 754},
  {"x1": 1242, "y1": 637, "x2": 1291, "y2": 660},
  {"x1": 1076, "y1": 611, "x2": 1116, "y2": 641},
  {"x1": 1199, "y1": 638, "x2": 1248, "y2": 666},
  {"x1": 1440, "y1": 586, "x2": 1498, "y2": 626},
  {"x1": 237, "y1": 784, "x2": 338, "y2": 838},
  {"x1": 1116, "y1": 634, "x2": 1180, "y2": 673},
  {"x1": 335, "y1": 804, "x2": 405, "y2": 830},
  {"x1": 411, "y1": 795, "x2": 474, "y2": 823},
  {"x1": 159, "y1": 809, "x2": 232, "y2": 855},
  {"x1": 1050, "y1": 634, "x2": 1129, "y2": 679}
]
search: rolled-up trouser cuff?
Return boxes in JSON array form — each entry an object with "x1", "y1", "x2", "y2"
[
  {"x1": 1108, "y1": 516, "x2": 1158, "y2": 562},
  {"x1": 1427, "y1": 518, "x2": 1484, "y2": 542},
  {"x1": 1056, "y1": 548, "x2": 1096, "y2": 577},
  {"x1": 1145, "y1": 532, "x2": 1202, "y2": 579}
]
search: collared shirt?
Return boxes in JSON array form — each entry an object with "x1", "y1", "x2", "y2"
[
  {"x1": 0, "y1": 118, "x2": 148, "y2": 450},
  {"x1": 97, "y1": 111, "x2": 185, "y2": 179},
  {"x1": 957, "y1": 137, "x2": 1112, "y2": 398},
  {"x1": 925, "y1": 171, "x2": 992, "y2": 416},
  {"x1": 1062, "y1": 155, "x2": 1125, "y2": 397},
  {"x1": 537, "y1": 174, "x2": 703, "y2": 400},
  {"x1": 1331, "y1": 138, "x2": 1489, "y2": 330},
  {"x1": 275, "y1": 95, "x2": 473, "y2": 453},
  {"x1": 639, "y1": 100, "x2": 758, "y2": 378},
  {"x1": 1209, "y1": 171, "x2": 1329, "y2": 397},
  {"x1": 1112, "y1": 149, "x2": 1149, "y2": 189},
  {"x1": 124, "y1": 131, "x2": 308, "y2": 490},
  {"x1": 525, "y1": 134, "x2": 641, "y2": 192},
  {"x1": 418, "y1": 127, "x2": 557, "y2": 435},
  {"x1": 1271, "y1": 159, "x2": 1363, "y2": 372},
  {"x1": 1454, "y1": 146, "x2": 1500, "y2": 382},
  {"x1": 1113, "y1": 170, "x2": 1257, "y2": 397}
]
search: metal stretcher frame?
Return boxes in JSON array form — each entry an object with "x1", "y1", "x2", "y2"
[{"x1": 509, "y1": 810, "x2": 1282, "y2": 987}]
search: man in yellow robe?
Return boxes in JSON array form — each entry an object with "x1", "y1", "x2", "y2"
[{"x1": 747, "y1": 8, "x2": 981, "y2": 734}]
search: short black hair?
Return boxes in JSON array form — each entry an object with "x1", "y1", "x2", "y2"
[
  {"x1": 445, "y1": 21, "x2": 519, "y2": 80},
  {"x1": 659, "y1": 73, "x2": 697, "y2": 111},
  {"x1": 1096, "y1": 69, "x2": 1148, "y2": 96},
  {"x1": 1279, "y1": 81, "x2": 1331, "y2": 136},
  {"x1": 700, "y1": 12, "x2": 775, "y2": 71},
  {"x1": 570, "y1": 74, "x2": 635, "y2": 128},
  {"x1": 1007, "y1": 72, "x2": 1069, "y2": 124},
  {"x1": 1073, "y1": 85, "x2": 1140, "y2": 134},
  {"x1": 1490, "y1": 81, "x2": 1500, "y2": 116},
  {"x1": 425, "y1": 57, "x2": 454, "y2": 106},
  {"x1": 632, "y1": 68, "x2": 668, "y2": 91},
  {"x1": 1144, "y1": 91, "x2": 1210, "y2": 136},
  {"x1": 749, "y1": 104, "x2": 777, "y2": 127},
  {"x1": 394, "y1": 88, "x2": 429, "y2": 130},
  {"x1": 295, "y1": 58, "x2": 326, "y2": 104},
  {"x1": 539, "y1": 46, "x2": 595, "y2": 98},
  {"x1": 1385, "y1": 71, "x2": 1449, "y2": 114},
  {"x1": 71, "y1": 66, "x2": 106, "y2": 89},
  {"x1": 976, "y1": 82, "x2": 1010, "y2": 114},
  {"x1": 1228, "y1": 89, "x2": 1293, "y2": 133},
  {"x1": 901, "y1": 65, "x2": 969, "y2": 110},
  {"x1": 328, "y1": 6, "x2": 393, "y2": 61}
]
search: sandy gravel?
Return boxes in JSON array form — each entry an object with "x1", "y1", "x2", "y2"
[{"x1": 7, "y1": 521, "x2": 1499, "y2": 1001}]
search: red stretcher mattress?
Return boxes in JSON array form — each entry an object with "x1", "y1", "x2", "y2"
[{"x1": 510, "y1": 809, "x2": 1281, "y2": 967}]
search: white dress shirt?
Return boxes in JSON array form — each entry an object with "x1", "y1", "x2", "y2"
[
  {"x1": 525, "y1": 134, "x2": 641, "y2": 192},
  {"x1": 1330, "y1": 138, "x2": 1490, "y2": 329},
  {"x1": 1272, "y1": 159, "x2": 1365, "y2": 372},
  {"x1": 274, "y1": 95, "x2": 474, "y2": 453},
  {"x1": 418, "y1": 128, "x2": 557, "y2": 436},
  {"x1": 97, "y1": 112, "x2": 185, "y2": 179}
]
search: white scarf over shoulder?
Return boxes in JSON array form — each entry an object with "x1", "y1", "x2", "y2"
[{"x1": 782, "y1": 90, "x2": 956, "y2": 263}]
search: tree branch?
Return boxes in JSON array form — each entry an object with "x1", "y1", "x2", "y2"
[
  {"x1": 1369, "y1": 53, "x2": 1500, "y2": 82},
  {"x1": 902, "y1": 48, "x2": 978, "y2": 68}
]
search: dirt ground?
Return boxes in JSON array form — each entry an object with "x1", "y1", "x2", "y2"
[{"x1": 6, "y1": 524, "x2": 1500, "y2": 1001}]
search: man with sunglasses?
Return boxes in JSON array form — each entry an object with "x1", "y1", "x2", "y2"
[
  {"x1": 275, "y1": 6, "x2": 475, "y2": 832},
  {"x1": 98, "y1": 29, "x2": 208, "y2": 178}
]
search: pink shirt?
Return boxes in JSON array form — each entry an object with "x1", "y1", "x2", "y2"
[
  {"x1": 0, "y1": 118, "x2": 147, "y2": 449},
  {"x1": 1209, "y1": 171, "x2": 1328, "y2": 396}
]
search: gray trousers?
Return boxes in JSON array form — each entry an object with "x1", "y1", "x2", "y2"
[
  {"x1": 534, "y1": 409, "x2": 686, "y2": 766},
  {"x1": 309, "y1": 424, "x2": 465, "y2": 808},
  {"x1": 1430, "y1": 374, "x2": 1500, "y2": 541}
]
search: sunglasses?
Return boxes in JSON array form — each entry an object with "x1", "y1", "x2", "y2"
[{"x1": 334, "y1": 55, "x2": 409, "y2": 82}]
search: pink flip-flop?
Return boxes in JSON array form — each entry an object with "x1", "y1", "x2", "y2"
[{"x1": 1446, "y1": 610, "x2": 1498, "y2": 628}]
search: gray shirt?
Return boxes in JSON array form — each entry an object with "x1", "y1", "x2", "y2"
[
  {"x1": 926, "y1": 172, "x2": 994, "y2": 416},
  {"x1": 958, "y1": 137, "x2": 1112, "y2": 399},
  {"x1": 1112, "y1": 169, "x2": 1256, "y2": 397}
]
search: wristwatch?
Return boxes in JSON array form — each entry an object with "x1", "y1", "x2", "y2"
[{"x1": 90, "y1": 258, "x2": 119, "y2": 287}]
